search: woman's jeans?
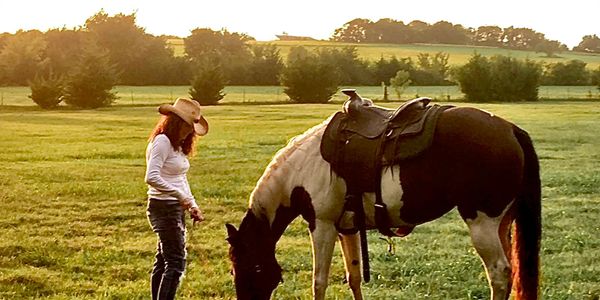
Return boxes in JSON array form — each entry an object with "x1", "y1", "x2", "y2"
[{"x1": 147, "y1": 199, "x2": 186, "y2": 300}]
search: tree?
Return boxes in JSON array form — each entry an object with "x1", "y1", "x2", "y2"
[
  {"x1": 535, "y1": 40, "x2": 567, "y2": 57},
  {"x1": 488, "y1": 56, "x2": 542, "y2": 102},
  {"x1": 0, "y1": 30, "x2": 48, "y2": 85},
  {"x1": 318, "y1": 46, "x2": 371, "y2": 85},
  {"x1": 189, "y1": 61, "x2": 226, "y2": 106},
  {"x1": 84, "y1": 10, "x2": 177, "y2": 85},
  {"x1": 248, "y1": 44, "x2": 283, "y2": 85},
  {"x1": 390, "y1": 70, "x2": 411, "y2": 100},
  {"x1": 44, "y1": 28, "x2": 88, "y2": 76},
  {"x1": 425, "y1": 21, "x2": 470, "y2": 45},
  {"x1": 411, "y1": 52, "x2": 451, "y2": 85},
  {"x1": 542, "y1": 60, "x2": 590, "y2": 85},
  {"x1": 454, "y1": 54, "x2": 493, "y2": 102},
  {"x1": 331, "y1": 18, "x2": 373, "y2": 43},
  {"x1": 573, "y1": 34, "x2": 600, "y2": 53},
  {"x1": 502, "y1": 27, "x2": 545, "y2": 50},
  {"x1": 473, "y1": 26, "x2": 503, "y2": 47},
  {"x1": 28, "y1": 71, "x2": 64, "y2": 109},
  {"x1": 370, "y1": 18, "x2": 412, "y2": 43},
  {"x1": 370, "y1": 56, "x2": 413, "y2": 86},
  {"x1": 184, "y1": 28, "x2": 253, "y2": 84},
  {"x1": 280, "y1": 47, "x2": 340, "y2": 103},
  {"x1": 63, "y1": 43, "x2": 119, "y2": 108}
]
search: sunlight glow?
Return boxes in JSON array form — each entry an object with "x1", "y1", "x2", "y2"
[{"x1": 0, "y1": 0, "x2": 597, "y2": 48}]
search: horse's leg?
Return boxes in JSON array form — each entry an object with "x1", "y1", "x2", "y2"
[
  {"x1": 464, "y1": 206, "x2": 513, "y2": 300},
  {"x1": 309, "y1": 219, "x2": 338, "y2": 300},
  {"x1": 339, "y1": 232, "x2": 363, "y2": 300}
]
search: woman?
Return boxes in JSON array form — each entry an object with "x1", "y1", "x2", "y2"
[{"x1": 145, "y1": 97, "x2": 209, "y2": 300}]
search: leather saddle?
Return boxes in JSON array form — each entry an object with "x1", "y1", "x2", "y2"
[{"x1": 320, "y1": 89, "x2": 452, "y2": 235}]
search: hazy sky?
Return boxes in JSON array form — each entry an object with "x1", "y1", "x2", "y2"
[{"x1": 0, "y1": 0, "x2": 598, "y2": 48}]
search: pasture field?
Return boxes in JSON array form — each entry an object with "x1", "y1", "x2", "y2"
[
  {"x1": 1, "y1": 85, "x2": 598, "y2": 107},
  {"x1": 0, "y1": 99, "x2": 599, "y2": 299},
  {"x1": 166, "y1": 39, "x2": 600, "y2": 69}
]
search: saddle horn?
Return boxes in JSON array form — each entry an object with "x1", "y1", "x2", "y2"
[{"x1": 342, "y1": 89, "x2": 373, "y2": 116}]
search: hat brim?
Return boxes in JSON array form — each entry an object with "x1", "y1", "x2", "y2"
[{"x1": 158, "y1": 104, "x2": 209, "y2": 136}]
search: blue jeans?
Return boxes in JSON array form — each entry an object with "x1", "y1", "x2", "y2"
[{"x1": 147, "y1": 199, "x2": 186, "y2": 300}]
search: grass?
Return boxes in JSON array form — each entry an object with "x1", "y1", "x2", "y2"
[
  {"x1": 1, "y1": 85, "x2": 599, "y2": 107},
  {"x1": 167, "y1": 39, "x2": 600, "y2": 69},
  {"x1": 0, "y1": 100, "x2": 599, "y2": 299}
]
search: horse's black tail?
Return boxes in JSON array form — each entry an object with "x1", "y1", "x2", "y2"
[{"x1": 511, "y1": 126, "x2": 541, "y2": 300}]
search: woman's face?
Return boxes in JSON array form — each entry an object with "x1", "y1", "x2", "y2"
[{"x1": 178, "y1": 121, "x2": 194, "y2": 142}]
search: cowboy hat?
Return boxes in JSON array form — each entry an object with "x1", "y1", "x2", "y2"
[{"x1": 158, "y1": 98, "x2": 209, "y2": 136}]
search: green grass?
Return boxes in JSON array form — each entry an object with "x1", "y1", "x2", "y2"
[
  {"x1": 167, "y1": 39, "x2": 600, "y2": 69},
  {"x1": 1, "y1": 85, "x2": 599, "y2": 108},
  {"x1": 1, "y1": 101, "x2": 599, "y2": 299}
]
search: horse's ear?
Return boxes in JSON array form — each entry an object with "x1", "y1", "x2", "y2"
[{"x1": 225, "y1": 223, "x2": 238, "y2": 243}]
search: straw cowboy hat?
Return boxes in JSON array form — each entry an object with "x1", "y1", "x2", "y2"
[{"x1": 158, "y1": 98, "x2": 209, "y2": 136}]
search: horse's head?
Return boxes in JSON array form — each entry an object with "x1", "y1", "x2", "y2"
[{"x1": 226, "y1": 211, "x2": 282, "y2": 300}]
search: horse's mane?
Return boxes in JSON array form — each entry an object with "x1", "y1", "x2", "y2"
[{"x1": 249, "y1": 117, "x2": 332, "y2": 212}]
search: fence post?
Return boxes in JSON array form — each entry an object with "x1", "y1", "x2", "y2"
[{"x1": 131, "y1": 91, "x2": 134, "y2": 105}]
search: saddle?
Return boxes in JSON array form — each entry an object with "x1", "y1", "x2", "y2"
[
  {"x1": 321, "y1": 89, "x2": 451, "y2": 195},
  {"x1": 320, "y1": 89, "x2": 452, "y2": 282}
]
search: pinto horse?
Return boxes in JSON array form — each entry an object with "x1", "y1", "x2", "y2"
[{"x1": 226, "y1": 93, "x2": 541, "y2": 300}]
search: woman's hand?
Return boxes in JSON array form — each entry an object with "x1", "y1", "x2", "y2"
[{"x1": 189, "y1": 207, "x2": 205, "y2": 224}]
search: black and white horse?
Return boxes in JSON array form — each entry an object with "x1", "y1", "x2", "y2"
[{"x1": 226, "y1": 101, "x2": 541, "y2": 300}]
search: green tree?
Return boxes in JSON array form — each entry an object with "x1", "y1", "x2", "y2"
[
  {"x1": 535, "y1": 40, "x2": 567, "y2": 57},
  {"x1": 389, "y1": 70, "x2": 411, "y2": 100},
  {"x1": 280, "y1": 47, "x2": 340, "y2": 103},
  {"x1": 28, "y1": 71, "x2": 64, "y2": 109},
  {"x1": 0, "y1": 30, "x2": 48, "y2": 85},
  {"x1": 370, "y1": 56, "x2": 413, "y2": 86},
  {"x1": 573, "y1": 34, "x2": 600, "y2": 53},
  {"x1": 473, "y1": 26, "x2": 503, "y2": 47},
  {"x1": 542, "y1": 60, "x2": 590, "y2": 85},
  {"x1": 411, "y1": 52, "x2": 451, "y2": 85},
  {"x1": 184, "y1": 28, "x2": 253, "y2": 84},
  {"x1": 590, "y1": 66, "x2": 600, "y2": 92},
  {"x1": 44, "y1": 28, "x2": 88, "y2": 77},
  {"x1": 84, "y1": 10, "x2": 177, "y2": 85},
  {"x1": 454, "y1": 54, "x2": 493, "y2": 102},
  {"x1": 189, "y1": 61, "x2": 226, "y2": 105},
  {"x1": 63, "y1": 43, "x2": 118, "y2": 108},
  {"x1": 331, "y1": 18, "x2": 374, "y2": 43},
  {"x1": 489, "y1": 56, "x2": 542, "y2": 102},
  {"x1": 248, "y1": 44, "x2": 283, "y2": 85}
]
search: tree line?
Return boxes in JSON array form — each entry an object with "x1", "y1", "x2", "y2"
[{"x1": 331, "y1": 18, "x2": 600, "y2": 55}]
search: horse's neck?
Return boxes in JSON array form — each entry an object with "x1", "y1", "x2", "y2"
[{"x1": 249, "y1": 121, "x2": 331, "y2": 226}]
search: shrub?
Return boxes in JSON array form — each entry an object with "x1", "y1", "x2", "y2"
[
  {"x1": 454, "y1": 54, "x2": 492, "y2": 102},
  {"x1": 389, "y1": 70, "x2": 411, "y2": 100},
  {"x1": 455, "y1": 54, "x2": 541, "y2": 102},
  {"x1": 280, "y1": 47, "x2": 340, "y2": 103},
  {"x1": 63, "y1": 44, "x2": 118, "y2": 108},
  {"x1": 189, "y1": 62, "x2": 226, "y2": 105},
  {"x1": 28, "y1": 72, "x2": 64, "y2": 109}
]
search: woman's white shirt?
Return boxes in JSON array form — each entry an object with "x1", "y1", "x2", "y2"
[{"x1": 145, "y1": 134, "x2": 198, "y2": 209}]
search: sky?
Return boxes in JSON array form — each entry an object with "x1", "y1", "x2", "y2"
[{"x1": 0, "y1": 0, "x2": 598, "y2": 48}]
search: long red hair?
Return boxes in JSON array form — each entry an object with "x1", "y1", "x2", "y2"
[{"x1": 149, "y1": 113, "x2": 197, "y2": 156}]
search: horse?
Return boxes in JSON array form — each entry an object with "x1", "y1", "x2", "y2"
[{"x1": 226, "y1": 91, "x2": 541, "y2": 300}]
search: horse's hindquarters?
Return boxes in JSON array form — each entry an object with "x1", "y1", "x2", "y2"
[{"x1": 397, "y1": 107, "x2": 524, "y2": 225}]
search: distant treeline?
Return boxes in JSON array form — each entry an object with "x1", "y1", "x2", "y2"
[
  {"x1": 331, "y1": 18, "x2": 600, "y2": 54},
  {"x1": 0, "y1": 11, "x2": 599, "y2": 87}
]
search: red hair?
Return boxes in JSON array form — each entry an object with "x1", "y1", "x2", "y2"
[{"x1": 149, "y1": 113, "x2": 197, "y2": 156}]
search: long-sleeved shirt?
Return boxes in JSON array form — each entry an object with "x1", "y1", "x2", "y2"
[{"x1": 145, "y1": 134, "x2": 198, "y2": 209}]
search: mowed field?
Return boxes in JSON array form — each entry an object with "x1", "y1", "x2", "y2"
[
  {"x1": 167, "y1": 39, "x2": 600, "y2": 69},
  {"x1": 0, "y1": 97, "x2": 599, "y2": 299}
]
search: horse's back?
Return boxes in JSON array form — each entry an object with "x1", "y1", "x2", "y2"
[{"x1": 397, "y1": 107, "x2": 524, "y2": 224}]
